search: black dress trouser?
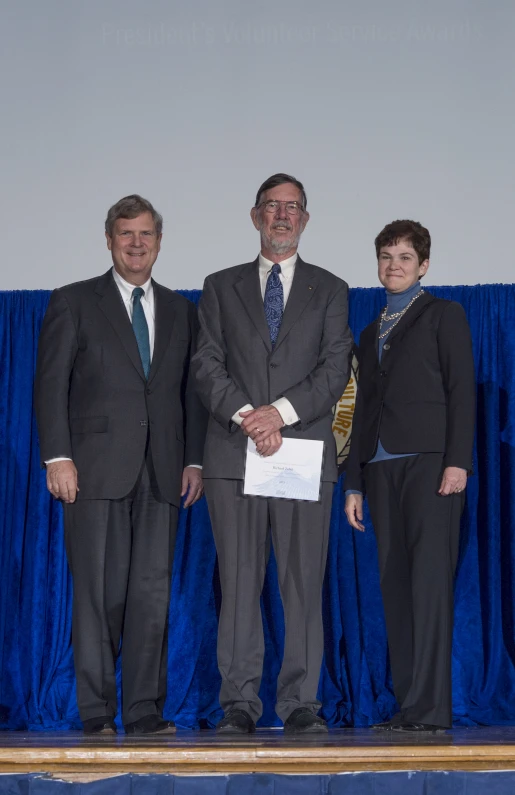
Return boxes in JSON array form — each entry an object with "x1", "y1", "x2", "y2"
[
  {"x1": 63, "y1": 447, "x2": 178, "y2": 726},
  {"x1": 364, "y1": 453, "x2": 465, "y2": 728}
]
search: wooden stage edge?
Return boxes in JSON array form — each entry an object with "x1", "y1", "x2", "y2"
[{"x1": 2, "y1": 727, "x2": 515, "y2": 779}]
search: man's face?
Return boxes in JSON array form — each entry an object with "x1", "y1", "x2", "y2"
[
  {"x1": 250, "y1": 183, "x2": 309, "y2": 256},
  {"x1": 106, "y1": 212, "x2": 161, "y2": 283},
  {"x1": 377, "y1": 238, "x2": 429, "y2": 293}
]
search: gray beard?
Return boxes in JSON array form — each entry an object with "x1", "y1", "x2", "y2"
[{"x1": 261, "y1": 229, "x2": 301, "y2": 255}]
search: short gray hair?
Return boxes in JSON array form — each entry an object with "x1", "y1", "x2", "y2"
[
  {"x1": 105, "y1": 194, "x2": 163, "y2": 238},
  {"x1": 254, "y1": 173, "x2": 307, "y2": 210}
]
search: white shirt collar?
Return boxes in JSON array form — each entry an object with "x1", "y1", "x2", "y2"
[
  {"x1": 258, "y1": 252, "x2": 297, "y2": 280},
  {"x1": 112, "y1": 267, "x2": 153, "y2": 304}
]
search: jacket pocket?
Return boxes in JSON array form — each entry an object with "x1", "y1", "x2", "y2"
[{"x1": 70, "y1": 416, "x2": 109, "y2": 434}]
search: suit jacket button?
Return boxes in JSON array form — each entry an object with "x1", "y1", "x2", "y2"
[
  {"x1": 383, "y1": 343, "x2": 390, "y2": 350},
  {"x1": 146, "y1": 387, "x2": 152, "y2": 395},
  {"x1": 380, "y1": 370, "x2": 387, "y2": 377},
  {"x1": 270, "y1": 362, "x2": 278, "y2": 368}
]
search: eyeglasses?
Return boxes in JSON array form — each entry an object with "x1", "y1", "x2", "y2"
[{"x1": 257, "y1": 200, "x2": 305, "y2": 216}]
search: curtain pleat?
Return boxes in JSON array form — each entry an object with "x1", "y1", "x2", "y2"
[{"x1": 0, "y1": 284, "x2": 513, "y2": 729}]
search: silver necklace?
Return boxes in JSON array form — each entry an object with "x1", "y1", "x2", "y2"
[{"x1": 379, "y1": 289, "x2": 424, "y2": 339}]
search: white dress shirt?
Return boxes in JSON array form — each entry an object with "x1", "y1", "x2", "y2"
[
  {"x1": 231, "y1": 253, "x2": 300, "y2": 429},
  {"x1": 112, "y1": 268, "x2": 155, "y2": 357}
]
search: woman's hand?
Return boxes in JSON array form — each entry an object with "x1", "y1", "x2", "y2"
[
  {"x1": 345, "y1": 493, "x2": 365, "y2": 532},
  {"x1": 438, "y1": 466, "x2": 467, "y2": 496}
]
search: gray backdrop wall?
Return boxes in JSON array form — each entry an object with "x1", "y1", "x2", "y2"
[{"x1": 1, "y1": 0, "x2": 514, "y2": 290}]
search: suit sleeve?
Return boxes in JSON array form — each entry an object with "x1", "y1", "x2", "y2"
[
  {"x1": 342, "y1": 381, "x2": 366, "y2": 494},
  {"x1": 184, "y1": 302, "x2": 208, "y2": 466},
  {"x1": 192, "y1": 276, "x2": 252, "y2": 432},
  {"x1": 437, "y1": 301, "x2": 476, "y2": 471},
  {"x1": 281, "y1": 281, "x2": 354, "y2": 428},
  {"x1": 34, "y1": 289, "x2": 78, "y2": 466}
]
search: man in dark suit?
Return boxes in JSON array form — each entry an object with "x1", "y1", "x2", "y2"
[
  {"x1": 192, "y1": 174, "x2": 353, "y2": 734},
  {"x1": 35, "y1": 195, "x2": 206, "y2": 735},
  {"x1": 345, "y1": 220, "x2": 475, "y2": 733}
]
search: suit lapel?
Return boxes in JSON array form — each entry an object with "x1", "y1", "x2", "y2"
[
  {"x1": 273, "y1": 257, "x2": 319, "y2": 351},
  {"x1": 234, "y1": 259, "x2": 272, "y2": 351},
  {"x1": 96, "y1": 271, "x2": 146, "y2": 380},
  {"x1": 377, "y1": 290, "x2": 436, "y2": 347},
  {"x1": 147, "y1": 282, "x2": 178, "y2": 385}
]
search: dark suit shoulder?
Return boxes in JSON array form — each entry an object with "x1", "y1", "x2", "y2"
[
  {"x1": 427, "y1": 296, "x2": 466, "y2": 313},
  {"x1": 54, "y1": 274, "x2": 103, "y2": 295},
  {"x1": 204, "y1": 262, "x2": 255, "y2": 284},
  {"x1": 299, "y1": 260, "x2": 348, "y2": 290},
  {"x1": 419, "y1": 294, "x2": 469, "y2": 323},
  {"x1": 153, "y1": 281, "x2": 197, "y2": 309}
]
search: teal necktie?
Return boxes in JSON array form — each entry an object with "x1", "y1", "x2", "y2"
[{"x1": 132, "y1": 287, "x2": 151, "y2": 378}]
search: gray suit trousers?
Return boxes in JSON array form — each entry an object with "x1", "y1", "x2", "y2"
[{"x1": 204, "y1": 479, "x2": 333, "y2": 723}]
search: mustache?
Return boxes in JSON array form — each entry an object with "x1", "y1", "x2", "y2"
[{"x1": 271, "y1": 221, "x2": 293, "y2": 232}]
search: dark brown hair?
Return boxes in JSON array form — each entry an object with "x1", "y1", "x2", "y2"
[
  {"x1": 105, "y1": 195, "x2": 163, "y2": 238},
  {"x1": 374, "y1": 219, "x2": 431, "y2": 263},
  {"x1": 254, "y1": 173, "x2": 307, "y2": 210}
]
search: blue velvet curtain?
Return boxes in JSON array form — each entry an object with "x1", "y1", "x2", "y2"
[{"x1": 0, "y1": 284, "x2": 514, "y2": 730}]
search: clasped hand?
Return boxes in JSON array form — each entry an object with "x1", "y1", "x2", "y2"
[{"x1": 240, "y1": 405, "x2": 284, "y2": 456}]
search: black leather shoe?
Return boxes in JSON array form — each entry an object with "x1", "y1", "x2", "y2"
[
  {"x1": 216, "y1": 709, "x2": 256, "y2": 734},
  {"x1": 82, "y1": 716, "x2": 117, "y2": 735},
  {"x1": 371, "y1": 711, "x2": 403, "y2": 730},
  {"x1": 284, "y1": 708, "x2": 328, "y2": 734},
  {"x1": 124, "y1": 715, "x2": 176, "y2": 735},
  {"x1": 392, "y1": 723, "x2": 446, "y2": 734}
]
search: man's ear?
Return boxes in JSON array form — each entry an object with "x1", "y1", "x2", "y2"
[
  {"x1": 105, "y1": 232, "x2": 112, "y2": 251},
  {"x1": 250, "y1": 207, "x2": 260, "y2": 231},
  {"x1": 300, "y1": 210, "x2": 310, "y2": 232}
]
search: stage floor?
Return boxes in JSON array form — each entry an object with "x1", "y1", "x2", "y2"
[{"x1": 2, "y1": 726, "x2": 515, "y2": 779}]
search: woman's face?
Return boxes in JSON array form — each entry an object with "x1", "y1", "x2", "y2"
[{"x1": 378, "y1": 238, "x2": 429, "y2": 293}]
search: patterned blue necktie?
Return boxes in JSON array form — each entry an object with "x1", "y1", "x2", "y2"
[
  {"x1": 132, "y1": 287, "x2": 151, "y2": 378},
  {"x1": 264, "y1": 264, "x2": 284, "y2": 346}
]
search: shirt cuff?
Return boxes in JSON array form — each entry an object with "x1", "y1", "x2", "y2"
[
  {"x1": 272, "y1": 397, "x2": 300, "y2": 427},
  {"x1": 45, "y1": 458, "x2": 72, "y2": 464},
  {"x1": 345, "y1": 490, "x2": 363, "y2": 497},
  {"x1": 231, "y1": 404, "x2": 254, "y2": 426},
  {"x1": 186, "y1": 464, "x2": 202, "y2": 469}
]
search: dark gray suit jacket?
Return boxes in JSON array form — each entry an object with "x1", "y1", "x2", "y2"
[
  {"x1": 35, "y1": 269, "x2": 206, "y2": 506},
  {"x1": 192, "y1": 257, "x2": 353, "y2": 482}
]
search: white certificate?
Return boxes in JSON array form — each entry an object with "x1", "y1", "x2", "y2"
[{"x1": 243, "y1": 437, "x2": 324, "y2": 502}]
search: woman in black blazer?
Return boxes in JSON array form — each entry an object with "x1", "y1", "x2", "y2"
[{"x1": 345, "y1": 220, "x2": 475, "y2": 734}]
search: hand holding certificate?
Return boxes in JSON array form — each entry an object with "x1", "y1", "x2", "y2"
[{"x1": 243, "y1": 437, "x2": 324, "y2": 502}]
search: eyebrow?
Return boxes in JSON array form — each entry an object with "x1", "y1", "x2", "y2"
[
  {"x1": 381, "y1": 251, "x2": 414, "y2": 256},
  {"x1": 119, "y1": 228, "x2": 155, "y2": 233}
]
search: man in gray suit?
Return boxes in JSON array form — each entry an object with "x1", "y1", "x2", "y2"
[
  {"x1": 193, "y1": 174, "x2": 353, "y2": 734},
  {"x1": 35, "y1": 195, "x2": 206, "y2": 735}
]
